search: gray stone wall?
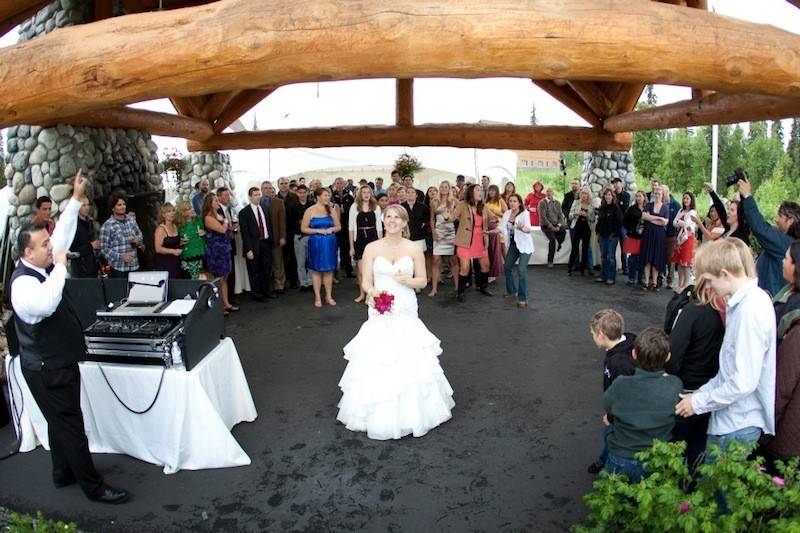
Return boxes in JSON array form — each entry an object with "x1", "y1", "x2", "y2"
[
  {"x1": 17, "y1": 0, "x2": 92, "y2": 42},
  {"x1": 581, "y1": 151, "x2": 636, "y2": 197},
  {"x1": 178, "y1": 152, "x2": 238, "y2": 208}
]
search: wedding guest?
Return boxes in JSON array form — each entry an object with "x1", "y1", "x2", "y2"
[
  {"x1": 586, "y1": 309, "x2": 635, "y2": 474},
  {"x1": 262, "y1": 181, "x2": 288, "y2": 294},
  {"x1": 331, "y1": 177, "x2": 355, "y2": 279},
  {"x1": 661, "y1": 184, "x2": 681, "y2": 289},
  {"x1": 501, "y1": 194, "x2": 533, "y2": 307},
  {"x1": 562, "y1": 179, "x2": 580, "y2": 220},
  {"x1": 301, "y1": 188, "x2": 341, "y2": 307},
  {"x1": 424, "y1": 186, "x2": 438, "y2": 282},
  {"x1": 191, "y1": 177, "x2": 209, "y2": 217},
  {"x1": 613, "y1": 178, "x2": 631, "y2": 274},
  {"x1": 349, "y1": 185, "x2": 382, "y2": 303},
  {"x1": 595, "y1": 188, "x2": 624, "y2": 286},
  {"x1": 175, "y1": 201, "x2": 205, "y2": 279},
  {"x1": 386, "y1": 184, "x2": 400, "y2": 205},
  {"x1": 217, "y1": 187, "x2": 239, "y2": 300},
  {"x1": 402, "y1": 185, "x2": 429, "y2": 252},
  {"x1": 694, "y1": 205, "x2": 725, "y2": 243},
  {"x1": 760, "y1": 241, "x2": 800, "y2": 472},
  {"x1": 501, "y1": 181, "x2": 516, "y2": 204},
  {"x1": 604, "y1": 328, "x2": 682, "y2": 482},
  {"x1": 402, "y1": 175, "x2": 425, "y2": 203},
  {"x1": 396, "y1": 186, "x2": 407, "y2": 206},
  {"x1": 480, "y1": 175, "x2": 490, "y2": 201},
  {"x1": 240, "y1": 187, "x2": 274, "y2": 301},
  {"x1": 705, "y1": 182, "x2": 751, "y2": 242},
  {"x1": 485, "y1": 184, "x2": 507, "y2": 281},
  {"x1": 390, "y1": 170, "x2": 402, "y2": 186},
  {"x1": 567, "y1": 188, "x2": 595, "y2": 276},
  {"x1": 451, "y1": 184, "x2": 492, "y2": 302},
  {"x1": 539, "y1": 187, "x2": 566, "y2": 269},
  {"x1": 524, "y1": 181, "x2": 546, "y2": 226},
  {"x1": 100, "y1": 192, "x2": 143, "y2": 278},
  {"x1": 374, "y1": 177, "x2": 386, "y2": 195},
  {"x1": 153, "y1": 202, "x2": 183, "y2": 278},
  {"x1": 289, "y1": 185, "x2": 314, "y2": 291},
  {"x1": 202, "y1": 193, "x2": 237, "y2": 314},
  {"x1": 672, "y1": 192, "x2": 698, "y2": 293},
  {"x1": 639, "y1": 186, "x2": 669, "y2": 291},
  {"x1": 376, "y1": 193, "x2": 389, "y2": 214},
  {"x1": 623, "y1": 191, "x2": 647, "y2": 286},
  {"x1": 68, "y1": 197, "x2": 99, "y2": 278},
  {"x1": 429, "y1": 180, "x2": 458, "y2": 297},
  {"x1": 277, "y1": 177, "x2": 299, "y2": 289},
  {"x1": 665, "y1": 278, "x2": 725, "y2": 473},
  {"x1": 31, "y1": 196, "x2": 55, "y2": 235}
]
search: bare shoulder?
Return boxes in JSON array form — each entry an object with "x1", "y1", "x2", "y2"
[
  {"x1": 403, "y1": 239, "x2": 424, "y2": 260},
  {"x1": 363, "y1": 239, "x2": 383, "y2": 257}
]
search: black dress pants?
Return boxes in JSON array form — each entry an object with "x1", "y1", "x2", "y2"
[
  {"x1": 246, "y1": 239, "x2": 273, "y2": 297},
  {"x1": 336, "y1": 230, "x2": 353, "y2": 276},
  {"x1": 21, "y1": 364, "x2": 104, "y2": 497},
  {"x1": 542, "y1": 226, "x2": 566, "y2": 264},
  {"x1": 283, "y1": 233, "x2": 299, "y2": 287},
  {"x1": 568, "y1": 222, "x2": 591, "y2": 273}
]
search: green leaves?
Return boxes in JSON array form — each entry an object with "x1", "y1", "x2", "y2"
[{"x1": 573, "y1": 440, "x2": 800, "y2": 532}]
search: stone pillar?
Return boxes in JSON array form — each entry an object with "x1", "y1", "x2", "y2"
[
  {"x1": 179, "y1": 152, "x2": 237, "y2": 208},
  {"x1": 581, "y1": 151, "x2": 636, "y2": 197},
  {"x1": 5, "y1": 0, "x2": 163, "y2": 263}
]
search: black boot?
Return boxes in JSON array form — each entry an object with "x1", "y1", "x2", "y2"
[
  {"x1": 477, "y1": 271, "x2": 493, "y2": 296},
  {"x1": 457, "y1": 275, "x2": 468, "y2": 303}
]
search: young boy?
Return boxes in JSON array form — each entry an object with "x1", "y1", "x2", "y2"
[
  {"x1": 587, "y1": 309, "x2": 636, "y2": 473},
  {"x1": 675, "y1": 238, "x2": 776, "y2": 459},
  {"x1": 604, "y1": 327, "x2": 683, "y2": 481}
]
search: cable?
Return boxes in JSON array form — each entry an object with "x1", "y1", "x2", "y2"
[
  {"x1": 0, "y1": 355, "x2": 24, "y2": 461},
  {"x1": 96, "y1": 363, "x2": 166, "y2": 415}
]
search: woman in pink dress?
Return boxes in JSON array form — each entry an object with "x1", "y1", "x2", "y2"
[{"x1": 450, "y1": 184, "x2": 492, "y2": 302}]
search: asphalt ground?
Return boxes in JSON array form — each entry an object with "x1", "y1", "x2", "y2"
[{"x1": 0, "y1": 266, "x2": 670, "y2": 532}]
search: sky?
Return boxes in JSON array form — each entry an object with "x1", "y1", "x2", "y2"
[{"x1": 2, "y1": 0, "x2": 800, "y2": 188}]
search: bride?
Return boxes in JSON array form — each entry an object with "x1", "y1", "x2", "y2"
[{"x1": 336, "y1": 204, "x2": 455, "y2": 440}]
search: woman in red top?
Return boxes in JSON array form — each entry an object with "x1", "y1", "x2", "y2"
[{"x1": 524, "y1": 181, "x2": 546, "y2": 226}]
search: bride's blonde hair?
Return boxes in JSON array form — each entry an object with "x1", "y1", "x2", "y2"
[{"x1": 382, "y1": 204, "x2": 410, "y2": 239}]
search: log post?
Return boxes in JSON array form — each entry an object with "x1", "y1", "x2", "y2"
[{"x1": 396, "y1": 79, "x2": 414, "y2": 126}]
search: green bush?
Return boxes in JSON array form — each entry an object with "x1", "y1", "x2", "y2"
[
  {"x1": 573, "y1": 440, "x2": 800, "y2": 533},
  {"x1": 8, "y1": 511, "x2": 78, "y2": 533}
]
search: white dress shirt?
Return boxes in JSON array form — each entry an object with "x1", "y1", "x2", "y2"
[
  {"x1": 11, "y1": 197, "x2": 81, "y2": 325},
  {"x1": 692, "y1": 279, "x2": 777, "y2": 435},
  {"x1": 250, "y1": 203, "x2": 269, "y2": 240},
  {"x1": 500, "y1": 209, "x2": 534, "y2": 254}
]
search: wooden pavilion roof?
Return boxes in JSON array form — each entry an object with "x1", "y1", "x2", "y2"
[{"x1": 1, "y1": 0, "x2": 799, "y2": 152}]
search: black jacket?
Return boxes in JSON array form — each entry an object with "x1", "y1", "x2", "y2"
[
  {"x1": 666, "y1": 302, "x2": 724, "y2": 391},
  {"x1": 603, "y1": 333, "x2": 636, "y2": 391},
  {"x1": 402, "y1": 201, "x2": 430, "y2": 242},
  {"x1": 238, "y1": 204, "x2": 273, "y2": 257},
  {"x1": 595, "y1": 203, "x2": 623, "y2": 238},
  {"x1": 623, "y1": 204, "x2": 644, "y2": 238},
  {"x1": 562, "y1": 190, "x2": 576, "y2": 219}
]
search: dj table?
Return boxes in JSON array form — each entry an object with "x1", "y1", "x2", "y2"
[{"x1": 7, "y1": 337, "x2": 257, "y2": 474}]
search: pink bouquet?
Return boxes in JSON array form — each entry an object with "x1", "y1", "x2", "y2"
[{"x1": 372, "y1": 291, "x2": 395, "y2": 315}]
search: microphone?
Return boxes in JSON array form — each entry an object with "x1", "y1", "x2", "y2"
[{"x1": 128, "y1": 279, "x2": 166, "y2": 288}]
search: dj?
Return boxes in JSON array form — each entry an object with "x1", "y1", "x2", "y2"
[{"x1": 9, "y1": 170, "x2": 129, "y2": 504}]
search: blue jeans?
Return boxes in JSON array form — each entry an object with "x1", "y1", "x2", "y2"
[
  {"x1": 503, "y1": 244, "x2": 531, "y2": 302},
  {"x1": 599, "y1": 425, "x2": 611, "y2": 465},
  {"x1": 628, "y1": 253, "x2": 643, "y2": 284},
  {"x1": 605, "y1": 450, "x2": 646, "y2": 482},
  {"x1": 599, "y1": 236, "x2": 619, "y2": 282},
  {"x1": 704, "y1": 426, "x2": 762, "y2": 464},
  {"x1": 619, "y1": 227, "x2": 628, "y2": 272}
]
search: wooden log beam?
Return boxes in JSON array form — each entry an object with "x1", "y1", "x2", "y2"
[
  {"x1": 169, "y1": 96, "x2": 207, "y2": 118},
  {"x1": 604, "y1": 92, "x2": 800, "y2": 132},
  {"x1": 35, "y1": 107, "x2": 214, "y2": 140},
  {"x1": 566, "y1": 81, "x2": 613, "y2": 117},
  {"x1": 186, "y1": 124, "x2": 632, "y2": 152},
  {"x1": 609, "y1": 83, "x2": 646, "y2": 116},
  {"x1": 2, "y1": 0, "x2": 800, "y2": 126},
  {"x1": 201, "y1": 90, "x2": 242, "y2": 122},
  {"x1": 213, "y1": 88, "x2": 275, "y2": 134},
  {"x1": 396, "y1": 79, "x2": 414, "y2": 126},
  {"x1": 532, "y1": 80, "x2": 603, "y2": 128}
]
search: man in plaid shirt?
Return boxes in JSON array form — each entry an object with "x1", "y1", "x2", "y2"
[{"x1": 100, "y1": 192, "x2": 143, "y2": 277}]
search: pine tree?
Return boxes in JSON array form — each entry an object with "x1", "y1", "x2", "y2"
[
  {"x1": 631, "y1": 100, "x2": 665, "y2": 181},
  {"x1": 646, "y1": 85, "x2": 657, "y2": 106},
  {"x1": 770, "y1": 120, "x2": 785, "y2": 145},
  {"x1": 788, "y1": 118, "x2": 800, "y2": 181},
  {"x1": 530, "y1": 101, "x2": 538, "y2": 126},
  {"x1": 658, "y1": 129, "x2": 695, "y2": 194}
]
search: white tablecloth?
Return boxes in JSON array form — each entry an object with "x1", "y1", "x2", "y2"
[
  {"x1": 529, "y1": 227, "x2": 572, "y2": 265},
  {"x1": 6, "y1": 337, "x2": 257, "y2": 474}
]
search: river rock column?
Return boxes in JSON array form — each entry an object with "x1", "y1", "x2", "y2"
[
  {"x1": 178, "y1": 152, "x2": 237, "y2": 206},
  {"x1": 581, "y1": 151, "x2": 636, "y2": 198}
]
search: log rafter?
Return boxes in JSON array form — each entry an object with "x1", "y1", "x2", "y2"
[
  {"x1": 187, "y1": 124, "x2": 632, "y2": 153},
  {"x1": 212, "y1": 88, "x2": 275, "y2": 134},
  {"x1": 532, "y1": 80, "x2": 603, "y2": 128},
  {"x1": 2, "y1": 0, "x2": 800, "y2": 128},
  {"x1": 603, "y1": 92, "x2": 800, "y2": 132}
]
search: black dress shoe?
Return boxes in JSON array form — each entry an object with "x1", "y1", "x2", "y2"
[
  {"x1": 53, "y1": 472, "x2": 76, "y2": 488},
  {"x1": 90, "y1": 485, "x2": 130, "y2": 504},
  {"x1": 587, "y1": 460, "x2": 605, "y2": 474},
  {"x1": 479, "y1": 287, "x2": 493, "y2": 296},
  {"x1": 265, "y1": 292, "x2": 277, "y2": 299},
  {"x1": 274, "y1": 289, "x2": 286, "y2": 295},
  {"x1": 457, "y1": 292, "x2": 466, "y2": 303}
]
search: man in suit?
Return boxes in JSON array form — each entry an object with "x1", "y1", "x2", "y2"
[
  {"x1": 9, "y1": 170, "x2": 128, "y2": 503},
  {"x1": 331, "y1": 177, "x2": 355, "y2": 278},
  {"x1": 276, "y1": 177, "x2": 299, "y2": 289},
  {"x1": 191, "y1": 178, "x2": 209, "y2": 217},
  {"x1": 217, "y1": 187, "x2": 238, "y2": 302},
  {"x1": 261, "y1": 181, "x2": 288, "y2": 293},
  {"x1": 239, "y1": 186, "x2": 274, "y2": 301},
  {"x1": 480, "y1": 176, "x2": 490, "y2": 202}
]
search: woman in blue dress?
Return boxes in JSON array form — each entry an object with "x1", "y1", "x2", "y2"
[
  {"x1": 639, "y1": 186, "x2": 670, "y2": 291},
  {"x1": 301, "y1": 187, "x2": 342, "y2": 307},
  {"x1": 202, "y1": 192, "x2": 238, "y2": 313}
]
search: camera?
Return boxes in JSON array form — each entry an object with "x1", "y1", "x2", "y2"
[{"x1": 724, "y1": 168, "x2": 747, "y2": 188}]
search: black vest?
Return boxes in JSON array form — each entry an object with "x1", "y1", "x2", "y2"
[{"x1": 9, "y1": 262, "x2": 86, "y2": 371}]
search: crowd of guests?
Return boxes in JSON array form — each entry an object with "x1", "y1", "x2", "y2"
[{"x1": 588, "y1": 234, "x2": 799, "y2": 486}]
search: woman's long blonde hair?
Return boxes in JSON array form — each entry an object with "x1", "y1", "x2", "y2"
[{"x1": 382, "y1": 204, "x2": 410, "y2": 239}]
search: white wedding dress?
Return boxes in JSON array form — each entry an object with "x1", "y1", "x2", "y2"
[{"x1": 336, "y1": 255, "x2": 455, "y2": 440}]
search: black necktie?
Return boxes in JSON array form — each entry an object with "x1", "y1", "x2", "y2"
[{"x1": 46, "y1": 264, "x2": 55, "y2": 275}]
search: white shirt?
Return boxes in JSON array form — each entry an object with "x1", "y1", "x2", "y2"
[
  {"x1": 673, "y1": 208, "x2": 697, "y2": 235},
  {"x1": 11, "y1": 197, "x2": 81, "y2": 325},
  {"x1": 500, "y1": 209, "x2": 534, "y2": 254},
  {"x1": 692, "y1": 279, "x2": 777, "y2": 435},
  {"x1": 249, "y1": 203, "x2": 269, "y2": 240}
]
